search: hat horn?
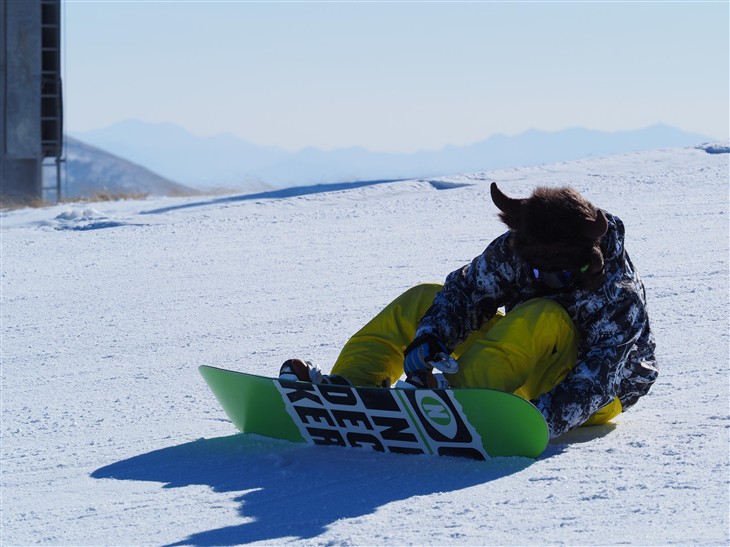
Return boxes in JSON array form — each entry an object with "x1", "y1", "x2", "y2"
[
  {"x1": 490, "y1": 182, "x2": 523, "y2": 217},
  {"x1": 582, "y1": 210, "x2": 608, "y2": 239}
]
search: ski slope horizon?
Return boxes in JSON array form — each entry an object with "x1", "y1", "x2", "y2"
[
  {"x1": 70, "y1": 120, "x2": 710, "y2": 190},
  {"x1": 2, "y1": 145, "x2": 729, "y2": 545}
]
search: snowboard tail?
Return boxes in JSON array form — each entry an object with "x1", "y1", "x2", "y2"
[{"x1": 199, "y1": 365, "x2": 548, "y2": 460}]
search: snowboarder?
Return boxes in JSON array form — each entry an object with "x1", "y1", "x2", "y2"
[{"x1": 280, "y1": 183, "x2": 658, "y2": 439}]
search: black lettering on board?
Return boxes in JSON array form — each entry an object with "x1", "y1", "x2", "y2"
[
  {"x1": 358, "y1": 388, "x2": 400, "y2": 412},
  {"x1": 373, "y1": 416, "x2": 417, "y2": 443},
  {"x1": 282, "y1": 382, "x2": 322, "y2": 405},
  {"x1": 308, "y1": 427, "x2": 346, "y2": 447},
  {"x1": 346, "y1": 432, "x2": 385, "y2": 452},
  {"x1": 332, "y1": 409, "x2": 372, "y2": 430},
  {"x1": 295, "y1": 405, "x2": 334, "y2": 427},
  {"x1": 319, "y1": 385, "x2": 358, "y2": 406}
]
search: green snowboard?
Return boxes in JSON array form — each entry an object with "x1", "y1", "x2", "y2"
[{"x1": 199, "y1": 365, "x2": 549, "y2": 460}]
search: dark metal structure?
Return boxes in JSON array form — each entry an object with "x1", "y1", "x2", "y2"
[{"x1": 0, "y1": 0, "x2": 63, "y2": 204}]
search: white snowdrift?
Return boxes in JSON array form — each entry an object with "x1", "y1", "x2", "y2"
[{"x1": 1, "y1": 146, "x2": 728, "y2": 545}]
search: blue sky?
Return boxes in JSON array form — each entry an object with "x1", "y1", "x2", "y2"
[{"x1": 64, "y1": 1, "x2": 728, "y2": 152}]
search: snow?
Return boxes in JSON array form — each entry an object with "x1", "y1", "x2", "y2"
[{"x1": 2, "y1": 145, "x2": 729, "y2": 545}]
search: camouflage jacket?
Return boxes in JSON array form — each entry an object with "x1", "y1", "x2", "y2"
[{"x1": 415, "y1": 212, "x2": 658, "y2": 438}]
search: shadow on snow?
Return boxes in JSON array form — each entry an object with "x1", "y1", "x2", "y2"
[
  {"x1": 140, "y1": 178, "x2": 471, "y2": 216},
  {"x1": 92, "y1": 432, "x2": 536, "y2": 546}
]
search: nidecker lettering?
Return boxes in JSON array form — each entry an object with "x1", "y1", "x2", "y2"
[
  {"x1": 277, "y1": 380, "x2": 427, "y2": 454},
  {"x1": 275, "y1": 380, "x2": 489, "y2": 459}
]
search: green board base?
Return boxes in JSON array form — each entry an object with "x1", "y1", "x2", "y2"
[{"x1": 199, "y1": 365, "x2": 548, "y2": 459}]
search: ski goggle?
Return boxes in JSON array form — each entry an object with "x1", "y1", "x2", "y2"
[{"x1": 532, "y1": 263, "x2": 589, "y2": 289}]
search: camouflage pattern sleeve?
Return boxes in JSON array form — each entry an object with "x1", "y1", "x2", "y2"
[
  {"x1": 533, "y1": 278, "x2": 655, "y2": 438},
  {"x1": 414, "y1": 233, "x2": 518, "y2": 351}
]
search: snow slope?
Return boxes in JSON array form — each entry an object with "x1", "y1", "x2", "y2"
[{"x1": 2, "y1": 145, "x2": 728, "y2": 546}]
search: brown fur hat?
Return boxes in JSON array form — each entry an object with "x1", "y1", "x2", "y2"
[{"x1": 490, "y1": 182, "x2": 608, "y2": 274}]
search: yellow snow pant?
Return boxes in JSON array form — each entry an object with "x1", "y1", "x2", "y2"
[{"x1": 330, "y1": 283, "x2": 621, "y2": 425}]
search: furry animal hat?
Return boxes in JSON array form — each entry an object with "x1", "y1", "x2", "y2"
[{"x1": 490, "y1": 182, "x2": 608, "y2": 276}]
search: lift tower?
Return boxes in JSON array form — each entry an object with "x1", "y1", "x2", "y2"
[{"x1": 0, "y1": 0, "x2": 63, "y2": 204}]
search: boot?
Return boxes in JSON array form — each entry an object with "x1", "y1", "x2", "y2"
[{"x1": 278, "y1": 358, "x2": 352, "y2": 385}]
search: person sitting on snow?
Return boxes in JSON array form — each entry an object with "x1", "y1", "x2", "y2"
[{"x1": 279, "y1": 182, "x2": 658, "y2": 439}]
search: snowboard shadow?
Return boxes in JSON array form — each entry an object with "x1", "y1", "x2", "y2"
[{"x1": 92, "y1": 433, "x2": 536, "y2": 546}]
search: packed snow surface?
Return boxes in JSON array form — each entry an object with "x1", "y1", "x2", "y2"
[{"x1": 2, "y1": 146, "x2": 728, "y2": 546}]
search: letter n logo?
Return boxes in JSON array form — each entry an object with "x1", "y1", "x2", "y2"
[{"x1": 415, "y1": 392, "x2": 458, "y2": 439}]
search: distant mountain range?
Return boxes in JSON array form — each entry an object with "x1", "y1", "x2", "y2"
[
  {"x1": 63, "y1": 136, "x2": 195, "y2": 198},
  {"x1": 69, "y1": 120, "x2": 710, "y2": 192}
]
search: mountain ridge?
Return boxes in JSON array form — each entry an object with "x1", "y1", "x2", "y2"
[
  {"x1": 70, "y1": 121, "x2": 710, "y2": 191},
  {"x1": 62, "y1": 136, "x2": 196, "y2": 199}
]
